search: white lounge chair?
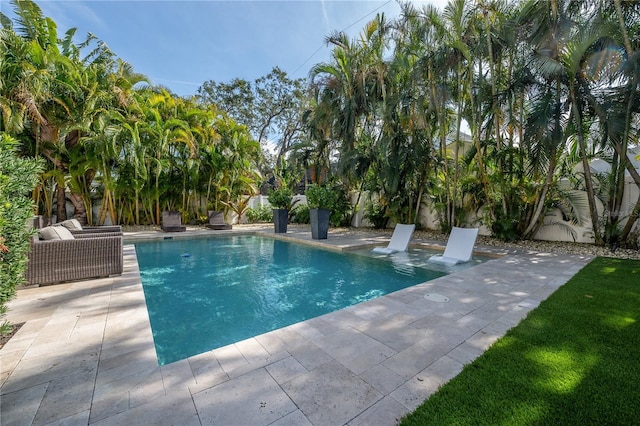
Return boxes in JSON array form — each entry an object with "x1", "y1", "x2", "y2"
[
  {"x1": 428, "y1": 226, "x2": 479, "y2": 266},
  {"x1": 372, "y1": 224, "x2": 415, "y2": 254}
]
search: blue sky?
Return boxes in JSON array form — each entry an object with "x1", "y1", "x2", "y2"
[{"x1": 1, "y1": 1, "x2": 447, "y2": 96}]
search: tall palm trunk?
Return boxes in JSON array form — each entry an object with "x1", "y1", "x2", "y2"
[
  {"x1": 523, "y1": 84, "x2": 565, "y2": 238},
  {"x1": 471, "y1": 60, "x2": 491, "y2": 222},
  {"x1": 483, "y1": 12, "x2": 507, "y2": 216},
  {"x1": 570, "y1": 87, "x2": 602, "y2": 245}
]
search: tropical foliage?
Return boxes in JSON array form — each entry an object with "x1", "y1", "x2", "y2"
[
  {"x1": 299, "y1": 0, "x2": 640, "y2": 247},
  {"x1": 0, "y1": 134, "x2": 43, "y2": 333},
  {"x1": 3, "y1": 0, "x2": 640, "y2": 250},
  {"x1": 0, "y1": 0, "x2": 263, "y2": 227},
  {"x1": 266, "y1": 186, "x2": 294, "y2": 210}
]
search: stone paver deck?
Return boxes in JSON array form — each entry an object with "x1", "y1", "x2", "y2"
[{"x1": 0, "y1": 226, "x2": 591, "y2": 425}]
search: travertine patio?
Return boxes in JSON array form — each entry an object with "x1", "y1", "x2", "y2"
[{"x1": 0, "y1": 227, "x2": 591, "y2": 425}]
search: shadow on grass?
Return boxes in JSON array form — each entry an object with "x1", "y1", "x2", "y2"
[{"x1": 401, "y1": 257, "x2": 640, "y2": 425}]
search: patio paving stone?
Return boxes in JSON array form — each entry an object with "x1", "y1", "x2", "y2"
[
  {"x1": 31, "y1": 367, "x2": 96, "y2": 425},
  {"x1": 381, "y1": 334, "x2": 454, "y2": 380},
  {"x1": 389, "y1": 355, "x2": 463, "y2": 412},
  {"x1": 0, "y1": 382, "x2": 48, "y2": 426},
  {"x1": 128, "y1": 367, "x2": 165, "y2": 409},
  {"x1": 270, "y1": 409, "x2": 314, "y2": 426},
  {"x1": 0, "y1": 226, "x2": 592, "y2": 425},
  {"x1": 90, "y1": 366, "x2": 164, "y2": 423},
  {"x1": 235, "y1": 337, "x2": 271, "y2": 361},
  {"x1": 224, "y1": 349, "x2": 289, "y2": 379},
  {"x1": 265, "y1": 355, "x2": 308, "y2": 384},
  {"x1": 356, "y1": 313, "x2": 434, "y2": 352},
  {"x1": 282, "y1": 360, "x2": 382, "y2": 425},
  {"x1": 446, "y1": 341, "x2": 485, "y2": 366},
  {"x1": 193, "y1": 368, "x2": 297, "y2": 425},
  {"x1": 254, "y1": 330, "x2": 290, "y2": 355},
  {"x1": 348, "y1": 395, "x2": 408, "y2": 426},
  {"x1": 358, "y1": 363, "x2": 406, "y2": 395},
  {"x1": 1, "y1": 350, "x2": 99, "y2": 395},
  {"x1": 91, "y1": 389, "x2": 200, "y2": 426},
  {"x1": 286, "y1": 340, "x2": 334, "y2": 371}
]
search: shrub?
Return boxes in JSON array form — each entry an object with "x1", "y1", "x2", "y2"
[
  {"x1": 305, "y1": 184, "x2": 337, "y2": 209},
  {"x1": 364, "y1": 201, "x2": 388, "y2": 229},
  {"x1": 246, "y1": 205, "x2": 273, "y2": 223},
  {"x1": 305, "y1": 182, "x2": 351, "y2": 227},
  {"x1": 267, "y1": 187, "x2": 294, "y2": 209},
  {"x1": 291, "y1": 204, "x2": 310, "y2": 224},
  {"x1": 0, "y1": 134, "x2": 44, "y2": 335}
]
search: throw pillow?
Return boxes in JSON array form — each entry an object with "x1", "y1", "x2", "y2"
[
  {"x1": 39, "y1": 226, "x2": 60, "y2": 240},
  {"x1": 54, "y1": 226, "x2": 75, "y2": 240},
  {"x1": 39, "y1": 226, "x2": 75, "y2": 240},
  {"x1": 61, "y1": 218, "x2": 83, "y2": 231}
]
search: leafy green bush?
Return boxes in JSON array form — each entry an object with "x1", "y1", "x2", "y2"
[
  {"x1": 305, "y1": 184, "x2": 337, "y2": 209},
  {"x1": 491, "y1": 209, "x2": 520, "y2": 241},
  {"x1": 246, "y1": 205, "x2": 273, "y2": 223},
  {"x1": 364, "y1": 201, "x2": 388, "y2": 229},
  {"x1": 0, "y1": 134, "x2": 44, "y2": 334},
  {"x1": 328, "y1": 183, "x2": 352, "y2": 227},
  {"x1": 291, "y1": 203, "x2": 310, "y2": 224},
  {"x1": 267, "y1": 187, "x2": 294, "y2": 209}
]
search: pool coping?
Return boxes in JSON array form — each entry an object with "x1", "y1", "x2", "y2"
[{"x1": 0, "y1": 226, "x2": 592, "y2": 425}]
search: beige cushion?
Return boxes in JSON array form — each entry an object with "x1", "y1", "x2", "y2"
[
  {"x1": 39, "y1": 226, "x2": 75, "y2": 240},
  {"x1": 61, "y1": 219, "x2": 83, "y2": 231}
]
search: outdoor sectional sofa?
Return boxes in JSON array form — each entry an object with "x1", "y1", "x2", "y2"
[
  {"x1": 55, "y1": 218, "x2": 123, "y2": 237},
  {"x1": 25, "y1": 224, "x2": 123, "y2": 286}
]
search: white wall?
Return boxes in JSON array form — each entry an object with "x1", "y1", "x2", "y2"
[{"x1": 247, "y1": 174, "x2": 640, "y2": 244}]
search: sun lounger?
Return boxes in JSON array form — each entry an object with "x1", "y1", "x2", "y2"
[
  {"x1": 161, "y1": 211, "x2": 186, "y2": 232},
  {"x1": 428, "y1": 227, "x2": 479, "y2": 266},
  {"x1": 372, "y1": 224, "x2": 415, "y2": 254},
  {"x1": 205, "y1": 211, "x2": 232, "y2": 230}
]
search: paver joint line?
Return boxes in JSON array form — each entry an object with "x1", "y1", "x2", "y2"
[{"x1": 0, "y1": 227, "x2": 591, "y2": 426}]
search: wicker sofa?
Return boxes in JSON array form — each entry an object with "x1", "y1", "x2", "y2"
[
  {"x1": 25, "y1": 230, "x2": 123, "y2": 286},
  {"x1": 56, "y1": 218, "x2": 123, "y2": 236}
]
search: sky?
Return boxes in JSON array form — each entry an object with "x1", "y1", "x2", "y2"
[{"x1": 0, "y1": 0, "x2": 448, "y2": 97}]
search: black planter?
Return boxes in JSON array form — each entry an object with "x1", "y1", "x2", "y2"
[
  {"x1": 310, "y1": 208, "x2": 330, "y2": 239},
  {"x1": 273, "y1": 209, "x2": 289, "y2": 233}
]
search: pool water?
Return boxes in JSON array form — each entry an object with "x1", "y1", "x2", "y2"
[{"x1": 136, "y1": 235, "x2": 447, "y2": 365}]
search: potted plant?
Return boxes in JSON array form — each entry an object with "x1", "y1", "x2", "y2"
[
  {"x1": 305, "y1": 184, "x2": 336, "y2": 239},
  {"x1": 267, "y1": 187, "x2": 294, "y2": 233}
]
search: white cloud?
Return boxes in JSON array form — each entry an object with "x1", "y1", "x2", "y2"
[
  {"x1": 320, "y1": 0, "x2": 331, "y2": 31},
  {"x1": 39, "y1": 1, "x2": 105, "y2": 34}
]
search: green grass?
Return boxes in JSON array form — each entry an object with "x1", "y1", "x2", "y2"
[{"x1": 401, "y1": 257, "x2": 640, "y2": 425}]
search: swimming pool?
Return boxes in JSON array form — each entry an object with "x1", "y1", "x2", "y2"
[{"x1": 136, "y1": 235, "x2": 448, "y2": 365}]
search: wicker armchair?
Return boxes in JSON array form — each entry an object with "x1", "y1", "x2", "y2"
[{"x1": 25, "y1": 234, "x2": 123, "y2": 286}]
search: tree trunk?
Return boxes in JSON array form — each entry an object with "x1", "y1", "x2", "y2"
[
  {"x1": 571, "y1": 90, "x2": 602, "y2": 245},
  {"x1": 68, "y1": 192, "x2": 88, "y2": 224},
  {"x1": 523, "y1": 146, "x2": 557, "y2": 239},
  {"x1": 56, "y1": 181, "x2": 67, "y2": 222}
]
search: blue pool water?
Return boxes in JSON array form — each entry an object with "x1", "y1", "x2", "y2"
[{"x1": 136, "y1": 235, "x2": 447, "y2": 365}]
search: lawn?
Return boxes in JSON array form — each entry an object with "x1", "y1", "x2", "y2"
[{"x1": 401, "y1": 257, "x2": 640, "y2": 425}]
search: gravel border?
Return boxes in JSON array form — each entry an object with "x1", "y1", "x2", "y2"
[{"x1": 122, "y1": 224, "x2": 640, "y2": 260}]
